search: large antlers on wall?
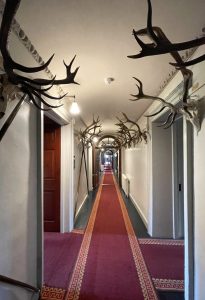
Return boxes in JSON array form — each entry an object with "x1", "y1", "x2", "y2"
[
  {"x1": 116, "y1": 113, "x2": 149, "y2": 148},
  {"x1": 0, "y1": 0, "x2": 79, "y2": 115},
  {"x1": 130, "y1": 77, "x2": 199, "y2": 129},
  {"x1": 128, "y1": 0, "x2": 202, "y2": 130}
]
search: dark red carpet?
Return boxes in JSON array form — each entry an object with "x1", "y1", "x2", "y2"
[
  {"x1": 139, "y1": 239, "x2": 184, "y2": 291},
  {"x1": 66, "y1": 173, "x2": 158, "y2": 300},
  {"x1": 41, "y1": 231, "x2": 83, "y2": 299}
]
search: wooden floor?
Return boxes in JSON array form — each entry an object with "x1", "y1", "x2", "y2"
[{"x1": 74, "y1": 181, "x2": 184, "y2": 300}]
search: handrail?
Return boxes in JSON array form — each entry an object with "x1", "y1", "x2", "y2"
[{"x1": 0, "y1": 274, "x2": 40, "y2": 294}]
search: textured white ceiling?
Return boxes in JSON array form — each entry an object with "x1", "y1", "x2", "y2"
[{"x1": 15, "y1": 0, "x2": 205, "y2": 134}]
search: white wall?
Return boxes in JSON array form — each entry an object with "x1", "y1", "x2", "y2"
[
  {"x1": 122, "y1": 143, "x2": 148, "y2": 226},
  {"x1": 60, "y1": 121, "x2": 74, "y2": 232},
  {"x1": 122, "y1": 45, "x2": 205, "y2": 299},
  {"x1": 0, "y1": 102, "x2": 38, "y2": 299}
]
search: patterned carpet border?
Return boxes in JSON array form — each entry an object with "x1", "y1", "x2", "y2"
[
  {"x1": 65, "y1": 177, "x2": 104, "y2": 300},
  {"x1": 41, "y1": 286, "x2": 66, "y2": 300},
  {"x1": 152, "y1": 278, "x2": 184, "y2": 291},
  {"x1": 113, "y1": 176, "x2": 158, "y2": 300},
  {"x1": 139, "y1": 239, "x2": 184, "y2": 246}
]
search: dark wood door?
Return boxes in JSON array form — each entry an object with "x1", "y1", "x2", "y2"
[
  {"x1": 92, "y1": 147, "x2": 100, "y2": 189},
  {"x1": 44, "y1": 117, "x2": 61, "y2": 232}
]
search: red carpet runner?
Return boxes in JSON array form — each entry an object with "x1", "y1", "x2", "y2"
[{"x1": 66, "y1": 172, "x2": 158, "y2": 300}]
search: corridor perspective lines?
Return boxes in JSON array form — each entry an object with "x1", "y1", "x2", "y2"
[{"x1": 66, "y1": 169, "x2": 158, "y2": 300}]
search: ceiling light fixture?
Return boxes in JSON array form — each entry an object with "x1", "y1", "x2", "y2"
[
  {"x1": 69, "y1": 95, "x2": 80, "y2": 115},
  {"x1": 104, "y1": 77, "x2": 115, "y2": 85}
]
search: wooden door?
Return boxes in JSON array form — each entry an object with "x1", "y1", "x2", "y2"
[
  {"x1": 44, "y1": 117, "x2": 61, "y2": 232},
  {"x1": 92, "y1": 147, "x2": 100, "y2": 189}
]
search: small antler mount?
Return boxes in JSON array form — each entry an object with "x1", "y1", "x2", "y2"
[
  {"x1": 78, "y1": 116, "x2": 102, "y2": 148},
  {"x1": 115, "y1": 113, "x2": 149, "y2": 148}
]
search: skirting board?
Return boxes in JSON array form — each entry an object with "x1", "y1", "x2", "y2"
[
  {"x1": 129, "y1": 193, "x2": 148, "y2": 228},
  {"x1": 75, "y1": 194, "x2": 88, "y2": 218}
]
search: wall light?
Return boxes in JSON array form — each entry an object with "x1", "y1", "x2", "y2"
[{"x1": 69, "y1": 95, "x2": 80, "y2": 115}]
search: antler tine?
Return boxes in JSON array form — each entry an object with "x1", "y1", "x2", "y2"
[
  {"x1": 39, "y1": 55, "x2": 80, "y2": 86},
  {"x1": 157, "y1": 111, "x2": 177, "y2": 129},
  {"x1": 130, "y1": 77, "x2": 147, "y2": 101},
  {"x1": 22, "y1": 88, "x2": 50, "y2": 111},
  {"x1": 0, "y1": 0, "x2": 56, "y2": 74},
  {"x1": 145, "y1": 106, "x2": 166, "y2": 117},
  {"x1": 146, "y1": 0, "x2": 160, "y2": 44},
  {"x1": 0, "y1": 0, "x2": 81, "y2": 118},
  {"x1": 128, "y1": 0, "x2": 205, "y2": 63},
  {"x1": 170, "y1": 54, "x2": 205, "y2": 68},
  {"x1": 28, "y1": 89, "x2": 63, "y2": 109}
]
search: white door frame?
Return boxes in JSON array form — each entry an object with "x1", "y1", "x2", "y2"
[
  {"x1": 183, "y1": 119, "x2": 194, "y2": 300},
  {"x1": 148, "y1": 110, "x2": 194, "y2": 299}
]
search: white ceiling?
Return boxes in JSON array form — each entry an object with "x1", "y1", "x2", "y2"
[{"x1": 15, "y1": 0, "x2": 205, "y2": 134}]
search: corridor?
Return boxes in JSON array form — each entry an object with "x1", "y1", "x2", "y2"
[{"x1": 0, "y1": 0, "x2": 205, "y2": 299}]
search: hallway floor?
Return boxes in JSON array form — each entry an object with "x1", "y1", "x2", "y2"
[
  {"x1": 75, "y1": 181, "x2": 184, "y2": 300},
  {"x1": 42, "y1": 170, "x2": 184, "y2": 300}
]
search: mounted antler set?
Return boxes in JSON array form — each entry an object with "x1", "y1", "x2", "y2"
[
  {"x1": 130, "y1": 77, "x2": 199, "y2": 129},
  {"x1": 116, "y1": 113, "x2": 149, "y2": 148},
  {"x1": 0, "y1": 0, "x2": 79, "y2": 116},
  {"x1": 78, "y1": 116, "x2": 102, "y2": 148},
  {"x1": 128, "y1": 0, "x2": 204, "y2": 130}
]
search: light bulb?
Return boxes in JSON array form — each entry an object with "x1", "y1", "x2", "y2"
[
  {"x1": 92, "y1": 136, "x2": 98, "y2": 143},
  {"x1": 69, "y1": 100, "x2": 80, "y2": 115}
]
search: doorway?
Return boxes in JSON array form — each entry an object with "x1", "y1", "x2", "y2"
[
  {"x1": 173, "y1": 118, "x2": 184, "y2": 239},
  {"x1": 150, "y1": 116, "x2": 184, "y2": 239},
  {"x1": 92, "y1": 147, "x2": 100, "y2": 189},
  {"x1": 44, "y1": 116, "x2": 61, "y2": 232}
]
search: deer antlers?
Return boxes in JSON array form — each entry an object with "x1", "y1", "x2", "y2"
[
  {"x1": 130, "y1": 77, "x2": 200, "y2": 129},
  {"x1": 0, "y1": 0, "x2": 79, "y2": 114},
  {"x1": 116, "y1": 113, "x2": 149, "y2": 148},
  {"x1": 78, "y1": 116, "x2": 102, "y2": 148},
  {"x1": 128, "y1": 0, "x2": 205, "y2": 67},
  {"x1": 128, "y1": 0, "x2": 201, "y2": 130}
]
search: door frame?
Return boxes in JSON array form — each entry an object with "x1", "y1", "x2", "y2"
[
  {"x1": 148, "y1": 108, "x2": 194, "y2": 299},
  {"x1": 172, "y1": 117, "x2": 184, "y2": 239},
  {"x1": 37, "y1": 108, "x2": 74, "y2": 285}
]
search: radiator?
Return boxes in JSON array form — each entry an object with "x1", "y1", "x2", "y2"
[{"x1": 122, "y1": 174, "x2": 130, "y2": 197}]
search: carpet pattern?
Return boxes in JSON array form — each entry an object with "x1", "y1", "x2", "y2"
[
  {"x1": 139, "y1": 239, "x2": 184, "y2": 291},
  {"x1": 66, "y1": 173, "x2": 158, "y2": 300},
  {"x1": 41, "y1": 286, "x2": 66, "y2": 300},
  {"x1": 41, "y1": 232, "x2": 83, "y2": 300}
]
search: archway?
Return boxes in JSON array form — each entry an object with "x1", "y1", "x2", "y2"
[{"x1": 92, "y1": 135, "x2": 122, "y2": 188}]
